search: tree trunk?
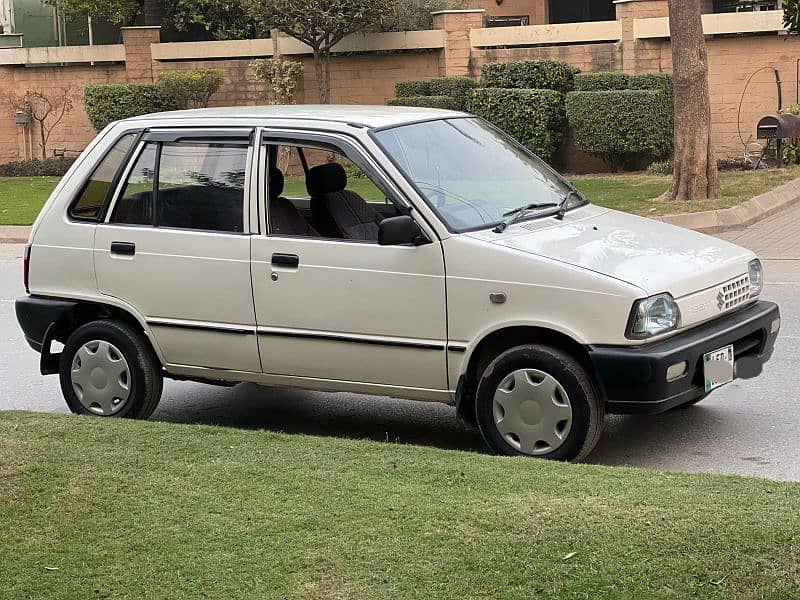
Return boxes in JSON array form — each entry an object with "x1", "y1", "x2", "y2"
[
  {"x1": 142, "y1": 0, "x2": 161, "y2": 26},
  {"x1": 313, "y1": 49, "x2": 330, "y2": 104},
  {"x1": 665, "y1": 0, "x2": 721, "y2": 201},
  {"x1": 38, "y1": 122, "x2": 46, "y2": 160}
]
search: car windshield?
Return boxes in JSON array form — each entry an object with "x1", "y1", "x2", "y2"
[{"x1": 373, "y1": 117, "x2": 585, "y2": 232}]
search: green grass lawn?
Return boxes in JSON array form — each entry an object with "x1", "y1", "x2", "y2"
[
  {"x1": 0, "y1": 176, "x2": 60, "y2": 225},
  {"x1": 2, "y1": 167, "x2": 800, "y2": 226},
  {"x1": 570, "y1": 166, "x2": 800, "y2": 217},
  {"x1": 1, "y1": 411, "x2": 798, "y2": 599}
]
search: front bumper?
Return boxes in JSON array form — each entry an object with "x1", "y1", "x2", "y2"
[{"x1": 588, "y1": 300, "x2": 780, "y2": 414}]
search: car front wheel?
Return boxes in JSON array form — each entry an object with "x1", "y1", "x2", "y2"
[
  {"x1": 475, "y1": 344, "x2": 604, "y2": 462},
  {"x1": 59, "y1": 320, "x2": 163, "y2": 419}
]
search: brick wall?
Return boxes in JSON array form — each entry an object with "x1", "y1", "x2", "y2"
[{"x1": 0, "y1": 11, "x2": 798, "y2": 169}]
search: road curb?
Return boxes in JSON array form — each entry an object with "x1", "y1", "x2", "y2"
[
  {"x1": 0, "y1": 226, "x2": 31, "y2": 244},
  {"x1": 653, "y1": 176, "x2": 800, "y2": 234}
]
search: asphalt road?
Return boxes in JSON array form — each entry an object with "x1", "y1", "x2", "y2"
[{"x1": 2, "y1": 244, "x2": 798, "y2": 481}]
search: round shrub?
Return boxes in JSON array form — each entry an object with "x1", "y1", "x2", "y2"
[
  {"x1": 565, "y1": 89, "x2": 673, "y2": 171},
  {"x1": 467, "y1": 88, "x2": 566, "y2": 161},
  {"x1": 395, "y1": 80, "x2": 432, "y2": 97},
  {"x1": 479, "y1": 60, "x2": 578, "y2": 94},
  {"x1": 84, "y1": 83, "x2": 179, "y2": 131},
  {"x1": 157, "y1": 70, "x2": 224, "y2": 109},
  {"x1": 574, "y1": 72, "x2": 631, "y2": 92},
  {"x1": 387, "y1": 95, "x2": 461, "y2": 110}
]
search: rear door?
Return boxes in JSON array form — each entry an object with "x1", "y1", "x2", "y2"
[{"x1": 94, "y1": 129, "x2": 260, "y2": 372}]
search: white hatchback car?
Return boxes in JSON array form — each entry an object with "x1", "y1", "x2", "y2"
[{"x1": 16, "y1": 106, "x2": 780, "y2": 461}]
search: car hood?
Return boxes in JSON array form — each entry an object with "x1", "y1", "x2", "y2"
[{"x1": 474, "y1": 205, "x2": 754, "y2": 298}]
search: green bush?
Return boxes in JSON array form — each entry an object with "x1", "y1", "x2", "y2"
[
  {"x1": 629, "y1": 72, "x2": 673, "y2": 95},
  {"x1": 387, "y1": 95, "x2": 461, "y2": 110},
  {"x1": 84, "y1": 83, "x2": 178, "y2": 131},
  {"x1": 468, "y1": 88, "x2": 566, "y2": 161},
  {"x1": 157, "y1": 70, "x2": 224, "y2": 109},
  {"x1": 646, "y1": 159, "x2": 673, "y2": 176},
  {"x1": 479, "y1": 60, "x2": 577, "y2": 94},
  {"x1": 573, "y1": 72, "x2": 631, "y2": 92},
  {"x1": 426, "y1": 76, "x2": 477, "y2": 110},
  {"x1": 566, "y1": 90, "x2": 673, "y2": 171},
  {"x1": 395, "y1": 79, "x2": 432, "y2": 97},
  {"x1": 0, "y1": 157, "x2": 76, "y2": 177}
]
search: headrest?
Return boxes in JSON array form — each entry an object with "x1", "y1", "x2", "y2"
[
  {"x1": 269, "y1": 167, "x2": 284, "y2": 201},
  {"x1": 306, "y1": 163, "x2": 347, "y2": 196}
]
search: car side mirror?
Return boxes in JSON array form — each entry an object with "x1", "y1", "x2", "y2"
[{"x1": 378, "y1": 215, "x2": 428, "y2": 246}]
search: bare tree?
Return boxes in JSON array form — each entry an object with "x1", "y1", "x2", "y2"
[
  {"x1": 665, "y1": 0, "x2": 721, "y2": 201},
  {"x1": 5, "y1": 87, "x2": 74, "y2": 160}
]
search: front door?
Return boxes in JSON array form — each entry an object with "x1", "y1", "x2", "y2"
[
  {"x1": 250, "y1": 132, "x2": 449, "y2": 394},
  {"x1": 94, "y1": 129, "x2": 260, "y2": 372}
]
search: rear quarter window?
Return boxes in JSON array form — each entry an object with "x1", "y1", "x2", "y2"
[{"x1": 68, "y1": 132, "x2": 136, "y2": 221}]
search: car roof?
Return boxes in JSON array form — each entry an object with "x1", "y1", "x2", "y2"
[{"x1": 134, "y1": 104, "x2": 467, "y2": 129}]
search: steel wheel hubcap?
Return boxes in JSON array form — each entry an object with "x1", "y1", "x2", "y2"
[
  {"x1": 492, "y1": 368, "x2": 573, "y2": 456},
  {"x1": 71, "y1": 340, "x2": 131, "y2": 416}
]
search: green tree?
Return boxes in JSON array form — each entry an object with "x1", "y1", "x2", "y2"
[
  {"x1": 43, "y1": 0, "x2": 139, "y2": 25},
  {"x1": 242, "y1": 0, "x2": 390, "y2": 103},
  {"x1": 784, "y1": 0, "x2": 800, "y2": 32},
  {"x1": 170, "y1": 0, "x2": 261, "y2": 40}
]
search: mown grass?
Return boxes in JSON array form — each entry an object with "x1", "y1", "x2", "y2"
[
  {"x1": 1, "y1": 411, "x2": 798, "y2": 599},
  {"x1": 2, "y1": 167, "x2": 799, "y2": 226},
  {"x1": 570, "y1": 166, "x2": 800, "y2": 217},
  {"x1": 0, "y1": 176, "x2": 60, "y2": 225}
]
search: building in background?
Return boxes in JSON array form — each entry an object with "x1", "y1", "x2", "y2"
[{"x1": 0, "y1": 0, "x2": 119, "y2": 47}]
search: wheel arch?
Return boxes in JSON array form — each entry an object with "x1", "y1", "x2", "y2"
[
  {"x1": 455, "y1": 324, "x2": 598, "y2": 428},
  {"x1": 40, "y1": 297, "x2": 165, "y2": 374}
]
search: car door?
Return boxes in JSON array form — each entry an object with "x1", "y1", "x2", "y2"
[
  {"x1": 94, "y1": 128, "x2": 260, "y2": 372},
  {"x1": 250, "y1": 130, "x2": 449, "y2": 395}
]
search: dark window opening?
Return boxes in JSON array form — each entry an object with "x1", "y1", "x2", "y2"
[{"x1": 548, "y1": 0, "x2": 615, "y2": 24}]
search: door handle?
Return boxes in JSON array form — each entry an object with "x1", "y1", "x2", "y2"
[
  {"x1": 110, "y1": 242, "x2": 136, "y2": 256},
  {"x1": 271, "y1": 253, "x2": 299, "y2": 268}
]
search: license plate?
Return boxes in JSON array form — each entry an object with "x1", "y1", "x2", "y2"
[{"x1": 703, "y1": 344, "x2": 735, "y2": 393}]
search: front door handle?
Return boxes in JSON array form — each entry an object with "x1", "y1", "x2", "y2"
[
  {"x1": 271, "y1": 253, "x2": 299, "y2": 268},
  {"x1": 110, "y1": 241, "x2": 136, "y2": 256}
]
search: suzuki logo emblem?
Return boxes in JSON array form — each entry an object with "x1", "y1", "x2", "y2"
[{"x1": 717, "y1": 291, "x2": 725, "y2": 310}]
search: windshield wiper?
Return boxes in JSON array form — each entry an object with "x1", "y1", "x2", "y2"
[
  {"x1": 494, "y1": 202, "x2": 559, "y2": 233},
  {"x1": 555, "y1": 189, "x2": 583, "y2": 220}
]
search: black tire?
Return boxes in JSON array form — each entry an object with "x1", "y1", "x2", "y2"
[
  {"x1": 474, "y1": 344, "x2": 604, "y2": 462},
  {"x1": 59, "y1": 319, "x2": 163, "y2": 419}
]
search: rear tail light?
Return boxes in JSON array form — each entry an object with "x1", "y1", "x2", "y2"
[{"x1": 23, "y1": 244, "x2": 31, "y2": 294}]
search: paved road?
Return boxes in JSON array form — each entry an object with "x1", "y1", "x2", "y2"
[{"x1": 2, "y1": 236, "x2": 799, "y2": 481}]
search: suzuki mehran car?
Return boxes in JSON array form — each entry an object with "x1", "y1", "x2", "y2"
[{"x1": 16, "y1": 106, "x2": 781, "y2": 461}]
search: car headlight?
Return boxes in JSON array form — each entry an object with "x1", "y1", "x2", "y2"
[
  {"x1": 626, "y1": 293, "x2": 681, "y2": 340},
  {"x1": 749, "y1": 259, "x2": 763, "y2": 298}
]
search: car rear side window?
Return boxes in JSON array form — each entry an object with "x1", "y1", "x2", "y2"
[
  {"x1": 69, "y1": 132, "x2": 136, "y2": 221},
  {"x1": 112, "y1": 142, "x2": 158, "y2": 226}
]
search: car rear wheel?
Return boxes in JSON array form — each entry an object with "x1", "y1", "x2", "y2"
[
  {"x1": 475, "y1": 344, "x2": 604, "y2": 462},
  {"x1": 59, "y1": 320, "x2": 163, "y2": 419}
]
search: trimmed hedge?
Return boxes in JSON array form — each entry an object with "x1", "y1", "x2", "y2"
[
  {"x1": 479, "y1": 60, "x2": 577, "y2": 94},
  {"x1": 629, "y1": 72, "x2": 673, "y2": 94},
  {"x1": 468, "y1": 88, "x2": 566, "y2": 161},
  {"x1": 427, "y1": 77, "x2": 476, "y2": 110},
  {"x1": 395, "y1": 79, "x2": 431, "y2": 97},
  {"x1": 84, "y1": 83, "x2": 178, "y2": 131},
  {"x1": 157, "y1": 70, "x2": 224, "y2": 109},
  {"x1": 574, "y1": 72, "x2": 631, "y2": 92},
  {"x1": 0, "y1": 157, "x2": 76, "y2": 177},
  {"x1": 388, "y1": 95, "x2": 461, "y2": 110},
  {"x1": 565, "y1": 90, "x2": 673, "y2": 170}
]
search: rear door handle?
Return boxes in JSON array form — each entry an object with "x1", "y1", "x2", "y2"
[
  {"x1": 110, "y1": 242, "x2": 136, "y2": 256},
  {"x1": 271, "y1": 253, "x2": 299, "y2": 268}
]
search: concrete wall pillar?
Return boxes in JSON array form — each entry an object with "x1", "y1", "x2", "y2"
[
  {"x1": 121, "y1": 26, "x2": 160, "y2": 83},
  {"x1": 431, "y1": 9, "x2": 485, "y2": 77}
]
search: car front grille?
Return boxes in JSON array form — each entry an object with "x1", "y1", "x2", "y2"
[{"x1": 719, "y1": 274, "x2": 751, "y2": 311}]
